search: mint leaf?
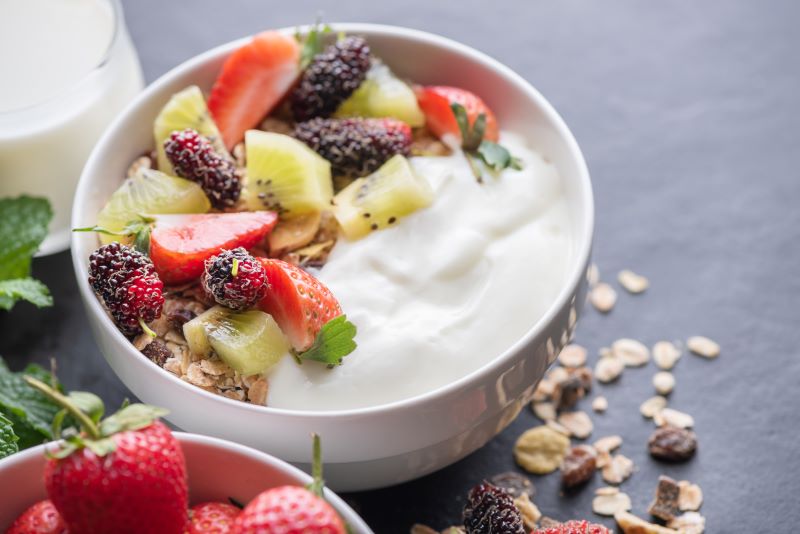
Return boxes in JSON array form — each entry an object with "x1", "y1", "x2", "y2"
[
  {"x1": 297, "y1": 19, "x2": 333, "y2": 69},
  {"x1": 0, "y1": 360, "x2": 60, "y2": 443},
  {"x1": 0, "y1": 413, "x2": 19, "y2": 459},
  {"x1": 0, "y1": 196, "x2": 52, "y2": 280},
  {"x1": 0, "y1": 278, "x2": 53, "y2": 311},
  {"x1": 299, "y1": 315, "x2": 357, "y2": 366},
  {"x1": 477, "y1": 141, "x2": 523, "y2": 173}
]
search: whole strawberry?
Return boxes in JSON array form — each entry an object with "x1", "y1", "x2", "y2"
[
  {"x1": 6, "y1": 500, "x2": 67, "y2": 534},
  {"x1": 202, "y1": 248, "x2": 268, "y2": 310},
  {"x1": 24, "y1": 377, "x2": 188, "y2": 534},
  {"x1": 189, "y1": 502, "x2": 240, "y2": 534}
]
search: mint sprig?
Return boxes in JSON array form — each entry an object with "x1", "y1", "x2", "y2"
[
  {"x1": 298, "y1": 315, "x2": 357, "y2": 367},
  {"x1": 296, "y1": 18, "x2": 333, "y2": 70},
  {"x1": 0, "y1": 413, "x2": 19, "y2": 460},
  {"x1": 0, "y1": 358, "x2": 62, "y2": 449},
  {"x1": 73, "y1": 215, "x2": 154, "y2": 256},
  {"x1": 450, "y1": 102, "x2": 523, "y2": 182}
]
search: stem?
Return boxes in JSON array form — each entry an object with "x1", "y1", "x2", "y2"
[
  {"x1": 231, "y1": 258, "x2": 240, "y2": 277},
  {"x1": 309, "y1": 433, "x2": 324, "y2": 497},
  {"x1": 139, "y1": 318, "x2": 156, "y2": 338},
  {"x1": 23, "y1": 376, "x2": 101, "y2": 440}
]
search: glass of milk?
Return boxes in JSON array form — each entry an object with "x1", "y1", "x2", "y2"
[{"x1": 0, "y1": 0, "x2": 144, "y2": 255}]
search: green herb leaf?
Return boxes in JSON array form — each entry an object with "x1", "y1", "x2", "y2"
[
  {"x1": 299, "y1": 315, "x2": 357, "y2": 366},
  {"x1": 98, "y1": 404, "x2": 169, "y2": 437},
  {"x1": 0, "y1": 413, "x2": 19, "y2": 459},
  {"x1": 450, "y1": 103, "x2": 472, "y2": 146},
  {"x1": 477, "y1": 140, "x2": 523, "y2": 172},
  {"x1": 0, "y1": 196, "x2": 52, "y2": 280},
  {"x1": 297, "y1": 18, "x2": 333, "y2": 70},
  {"x1": 0, "y1": 360, "x2": 60, "y2": 444},
  {"x1": 0, "y1": 278, "x2": 53, "y2": 311}
]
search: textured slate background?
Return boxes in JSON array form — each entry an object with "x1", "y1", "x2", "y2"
[{"x1": 2, "y1": 1, "x2": 799, "y2": 531}]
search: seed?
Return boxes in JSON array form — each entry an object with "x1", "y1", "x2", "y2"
[
  {"x1": 532, "y1": 401, "x2": 556, "y2": 422},
  {"x1": 490, "y1": 471, "x2": 535, "y2": 499},
  {"x1": 592, "y1": 396, "x2": 608, "y2": 413},
  {"x1": 593, "y1": 489, "x2": 632, "y2": 516},
  {"x1": 618, "y1": 269, "x2": 649, "y2": 293},
  {"x1": 513, "y1": 493, "x2": 541, "y2": 531},
  {"x1": 687, "y1": 336, "x2": 720, "y2": 358},
  {"x1": 595, "y1": 356, "x2": 625, "y2": 383},
  {"x1": 647, "y1": 475, "x2": 681, "y2": 521},
  {"x1": 654, "y1": 408, "x2": 694, "y2": 429},
  {"x1": 678, "y1": 481, "x2": 704, "y2": 511},
  {"x1": 653, "y1": 372, "x2": 676, "y2": 395},
  {"x1": 601, "y1": 454, "x2": 634, "y2": 485},
  {"x1": 653, "y1": 341, "x2": 681, "y2": 370},
  {"x1": 667, "y1": 512, "x2": 706, "y2": 533},
  {"x1": 614, "y1": 511, "x2": 677, "y2": 534},
  {"x1": 558, "y1": 343, "x2": 587, "y2": 367},
  {"x1": 560, "y1": 445, "x2": 597, "y2": 488},
  {"x1": 612, "y1": 338, "x2": 650, "y2": 367},
  {"x1": 594, "y1": 435, "x2": 623, "y2": 454},
  {"x1": 590, "y1": 283, "x2": 617, "y2": 312},
  {"x1": 514, "y1": 426, "x2": 570, "y2": 475},
  {"x1": 640, "y1": 396, "x2": 668, "y2": 418},
  {"x1": 388, "y1": 216, "x2": 396, "y2": 224},
  {"x1": 648, "y1": 426, "x2": 698, "y2": 461},
  {"x1": 557, "y1": 411, "x2": 594, "y2": 439}
]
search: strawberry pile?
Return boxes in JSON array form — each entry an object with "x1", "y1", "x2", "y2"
[{"x1": 6, "y1": 377, "x2": 347, "y2": 534}]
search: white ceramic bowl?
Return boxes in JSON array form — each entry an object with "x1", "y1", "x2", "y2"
[
  {"x1": 0, "y1": 432, "x2": 372, "y2": 531},
  {"x1": 72, "y1": 23, "x2": 593, "y2": 491}
]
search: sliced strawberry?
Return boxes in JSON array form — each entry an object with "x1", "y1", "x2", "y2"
[
  {"x1": 208, "y1": 31, "x2": 300, "y2": 149},
  {"x1": 149, "y1": 211, "x2": 277, "y2": 285},
  {"x1": 257, "y1": 258, "x2": 342, "y2": 351},
  {"x1": 415, "y1": 85, "x2": 499, "y2": 144}
]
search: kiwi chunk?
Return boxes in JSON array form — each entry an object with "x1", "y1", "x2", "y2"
[{"x1": 333, "y1": 155, "x2": 434, "y2": 239}]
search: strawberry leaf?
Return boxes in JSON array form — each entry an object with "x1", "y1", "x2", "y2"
[
  {"x1": 98, "y1": 404, "x2": 169, "y2": 437},
  {"x1": 68, "y1": 392, "x2": 105, "y2": 424},
  {"x1": 299, "y1": 315, "x2": 357, "y2": 367},
  {"x1": 477, "y1": 141, "x2": 523, "y2": 173},
  {"x1": 0, "y1": 413, "x2": 19, "y2": 460}
]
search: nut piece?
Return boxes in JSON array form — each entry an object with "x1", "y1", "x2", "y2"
[
  {"x1": 592, "y1": 396, "x2": 608, "y2": 413},
  {"x1": 557, "y1": 411, "x2": 594, "y2": 439},
  {"x1": 601, "y1": 454, "x2": 634, "y2": 485},
  {"x1": 558, "y1": 344, "x2": 587, "y2": 367},
  {"x1": 653, "y1": 341, "x2": 681, "y2": 370},
  {"x1": 532, "y1": 401, "x2": 557, "y2": 422},
  {"x1": 595, "y1": 356, "x2": 625, "y2": 383},
  {"x1": 560, "y1": 445, "x2": 597, "y2": 488},
  {"x1": 514, "y1": 426, "x2": 570, "y2": 475},
  {"x1": 687, "y1": 336, "x2": 720, "y2": 358},
  {"x1": 668, "y1": 512, "x2": 706, "y2": 533},
  {"x1": 615, "y1": 511, "x2": 679, "y2": 534},
  {"x1": 653, "y1": 372, "x2": 676, "y2": 395},
  {"x1": 490, "y1": 471, "x2": 535, "y2": 499},
  {"x1": 654, "y1": 408, "x2": 694, "y2": 429},
  {"x1": 590, "y1": 283, "x2": 617, "y2": 312},
  {"x1": 594, "y1": 435, "x2": 623, "y2": 454},
  {"x1": 647, "y1": 475, "x2": 681, "y2": 521},
  {"x1": 649, "y1": 427, "x2": 698, "y2": 461},
  {"x1": 618, "y1": 269, "x2": 649, "y2": 293},
  {"x1": 613, "y1": 338, "x2": 650, "y2": 367},
  {"x1": 593, "y1": 488, "x2": 632, "y2": 516},
  {"x1": 513, "y1": 493, "x2": 541, "y2": 531},
  {"x1": 678, "y1": 481, "x2": 703, "y2": 511},
  {"x1": 640, "y1": 396, "x2": 668, "y2": 418}
]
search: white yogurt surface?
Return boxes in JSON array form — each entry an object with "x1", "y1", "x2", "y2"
[{"x1": 267, "y1": 133, "x2": 574, "y2": 411}]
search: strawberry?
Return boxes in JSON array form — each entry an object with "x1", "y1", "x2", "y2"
[
  {"x1": 189, "y1": 502, "x2": 240, "y2": 534},
  {"x1": 148, "y1": 211, "x2": 278, "y2": 285},
  {"x1": 23, "y1": 377, "x2": 188, "y2": 534},
  {"x1": 533, "y1": 519, "x2": 611, "y2": 534},
  {"x1": 232, "y1": 434, "x2": 346, "y2": 534},
  {"x1": 6, "y1": 500, "x2": 67, "y2": 534},
  {"x1": 415, "y1": 85, "x2": 499, "y2": 144},
  {"x1": 209, "y1": 31, "x2": 300, "y2": 149}
]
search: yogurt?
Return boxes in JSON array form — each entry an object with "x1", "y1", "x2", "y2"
[{"x1": 267, "y1": 133, "x2": 573, "y2": 410}]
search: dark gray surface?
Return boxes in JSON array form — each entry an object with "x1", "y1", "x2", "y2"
[{"x1": 2, "y1": 1, "x2": 799, "y2": 531}]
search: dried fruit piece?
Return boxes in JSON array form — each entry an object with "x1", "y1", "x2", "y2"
[
  {"x1": 592, "y1": 487, "x2": 632, "y2": 516},
  {"x1": 533, "y1": 401, "x2": 557, "y2": 422},
  {"x1": 592, "y1": 396, "x2": 608, "y2": 413},
  {"x1": 654, "y1": 408, "x2": 694, "y2": 429},
  {"x1": 558, "y1": 344, "x2": 587, "y2": 367},
  {"x1": 614, "y1": 511, "x2": 678, "y2": 534},
  {"x1": 513, "y1": 493, "x2": 541, "y2": 531},
  {"x1": 612, "y1": 338, "x2": 650, "y2": 367},
  {"x1": 552, "y1": 376, "x2": 585, "y2": 411},
  {"x1": 647, "y1": 475, "x2": 681, "y2": 521},
  {"x1": 601, "y1": 454, "x2": 634, "y2": 485},
  {"x1": 560, "y1": 445, "x2": 597, "y2": 488},
  {"x1": 678, "y1": 481, "x2": 703, "y2": 511},
  {"x1": 648, "y1": 427, "x2": 698, "y2": 461},
  {"x1": 514, "y1": 426, "x2": 570, "y2": 475},
  {"x1": 595, "y1": 356, "x2": 624, "y2": 383},
  {"x1": 667, "y1": 512, "x2": 705, "y2": 533},
  {"x1": 687, "y1": 336, "x2": 720, "y2": 358},
  {"x1": 557, "y1": 411, "x2": 593, "y2": 439},
  {"x1": 590, "y1": 283, "x2": 617, "y2": 312},
  {"x1": 593, "y1": 435, "x2": 622, "y2": 454},
  {"x1": 640, "y1": 396, "x2": 667, "y2": 419},
  {"x1": 653, "y1": 341, "x2": 681, "y2": 370},
  {"x1": 617, "y1": 269, "x2": 649, "y2": 293},
  {"x1": 490, "y1": 472, "x2": 535, "y2": 499},
  {"x1": 653, "y1": 372, "x2": 675, "y2": 395}
]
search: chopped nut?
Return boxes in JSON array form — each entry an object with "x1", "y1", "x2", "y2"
[
  {"x1": 615, "y1": 510, "x2": 679, "y2": 533},
  {"x1": 592, "y1": 396, "x2": 608, "y2": 413},
  {"x1": 595, "y1": 355, "x2": 625, "y2": 383},
  {"x1": 647, "y1": 475, "x2": 681, "y2": 521},
  {"x1": 513, "y1": 493, "x2": 541, "y2": 531},
  {"x1": 547, "y1": 366, "x2": 570, "y2": 384},
  {"x1": 687, "y1": 336, "x2": 720, "y2": 358},
  {"x1": 560, "y1": 445, "x2": 596, "y2": 488},
  {"x1": 141, "y1": 340, "x2": 171, "y2": 366},
  {"x1": 185, "y1": 362, "x2": 216, "y2": 387},
  {"x1": 653, "y1": 372, "x2": 675, "y2": 395},
  {"x1": 640, "y1": 396, "x2": 668, "y2": 418},
  {"x1": 654, "y1": 408, "x2": 694, "y2": 429},
  {"x1": 618, "y1": 269, "x2": 649, "y2": 293},
  {"x1": 532, "y1": 401, "x2": 557, "y2": 422},
  {"x1": 678, "y1": 481, "x2": 703, "y2": 511},
  {"x1": 410, "y1": 525, "x2": 439, "y2": 534},
  {"x1": 594, "y1": 435, "x2": 623, "y2": 454},
  {"x1": 612, "y1": 338, "x2": 650, "y2": 367},
  {"x1": 649, "y1": 427, "x2": 698, "y2": 461},
  {"x1": 557, "y1": 411, "x2": 593, "y2": 439},
  {"x1": 593, "y1": 488, "x2": 632, "y2": 516},
  {"x1": 558, "y1": 344, "x2": 587, "y2": 367},
  {"x1": 587, "y1": 263, "x2": 600, "y2": 287},
  {"x1": 590, "y1": 283, "x2": 617, "y2": 312},
  {"x1": 601, "y1": 454, "x2": 634, "y2": 485},
  {"x1": 653, "y1": 341, "x2": 681, "y2": 370},
  {"x1": 246, "y1": 377, "x2": 269, "y2": 405},
  {"x1": 667, "y1": 512, "x2": 705, "y2": 533},
  {"x1": 198, "y1": 358, "x2": 229, "y2": 376},
  {"x1": 490, "y1": 472, "x2": 535, "y2": 499},
  {"x1": 552, "y1": 376, "x2": 585, "y2": 411},
  {"x1": 514, "y1": 426, "x2": 570, "y2": 475}
]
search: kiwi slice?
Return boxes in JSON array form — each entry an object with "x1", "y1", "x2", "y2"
[
  {"x1": 335, "y1": 61, "x2": 425, "y2": 127},
  {"x1": 153, "y1": 85, "x2": 229, "y2": 174},
  {"x1": 183, "y1": 306, "x2": 289, "y2": 376},
  {"x1": 242, "y1": 130, "x2": 333, "y2": 218},
  {"x1": 96, "y1": 169, "x2": 210, "y2": 245},
  {"x1": 333, "y1": 155, "x2": 434, "y2": 239}
]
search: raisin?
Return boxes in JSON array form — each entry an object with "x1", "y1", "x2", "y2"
[
  {"x1": 560, "y1": 445, "x2": 597, "y2": 488},
  {"x1": 168, "y1": 308, "x2": 196, "y2": 329},
  {"x1": 647, "y1": 475, "x2": 681, "y2": 521},
  {"x1": 141, "y1": 340, "x2": 171, "y2": 366},
  {"x1": 648, "y1": 426, "x2": 698, "y2": 461},
  {"x1": 489, "y1": 471, "x2": 535, "y2": 499},
  {"x1": 552, "y1": 376, "x2": 584, "y2": 411},
  {"x1": 568, "y1": 366, "x2": 593, "y2": 393}
]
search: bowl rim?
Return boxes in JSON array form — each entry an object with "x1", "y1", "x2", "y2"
[
  {"x1": 72, "y1": 22, "x2": 594, "y2": 419},
  {"x1": 0, "y1": 431, "x2": 372, "y2": 532}
]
